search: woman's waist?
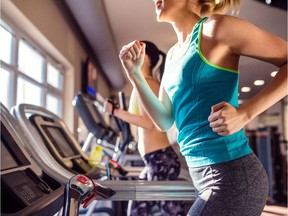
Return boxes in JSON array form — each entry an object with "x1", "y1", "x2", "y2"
[
  {"x1": 138, "y1": 139, "x2": 171, "y2": 156},
  {"x1": 178, "y1": 130, "x2": 251, "y2": 167},
  {"x1": 178, "y1": 125, "x2": 247, "y2": 150},
  {"x1": 138, "y1": 128, "x2": 169, "y2": 142},
  {"x1": 137, "y1": 129, "x2": 170, "y2": 155}
]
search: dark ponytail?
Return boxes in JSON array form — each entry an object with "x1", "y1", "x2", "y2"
[
  {"x1": 141, "y1": 40, "x2": 166, "y2": 82},
  {"x1": 158, "y1": 50, "x2": 166, "y2": 81}
]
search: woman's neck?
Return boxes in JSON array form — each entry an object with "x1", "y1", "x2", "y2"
[{"x1": 171, "y1": 12, "x2": 201, "y2": 44}]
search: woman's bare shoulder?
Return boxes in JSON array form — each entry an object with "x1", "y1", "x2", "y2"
[{"x1": 204, "y1": 14, "x2": 255, "y2": 46}]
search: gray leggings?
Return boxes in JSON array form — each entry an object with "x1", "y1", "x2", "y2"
[{"x1": 188, "y1": 153, "x2": 269, "y2": 216}]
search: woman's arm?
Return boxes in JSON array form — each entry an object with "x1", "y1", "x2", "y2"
[
  {"x1": 104, "y1": 78, "x2": 168, "y2": 130},
  {"x1": 119, "y1": 41, "x2": 174, "y2": 131},
  {"x1": 113, "y1": 107, "x2": 154, "y2": 130},
  {"x1": 208, "y1": 15, "x2": 287, "y2": 136},
  {"x1": 103, "y1": 96, "x2": 154, "y2": 130}
]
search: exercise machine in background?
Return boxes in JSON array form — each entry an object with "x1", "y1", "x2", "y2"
[
  {"x1": 11, "y1": 103, "x2": 196, "y2": 215},
  {"x1": 247, "y1": 127, "x2": 287, "y2": 204},
  {"x1": 73, "y1": 92, "x2": 141, "y2": 167}
]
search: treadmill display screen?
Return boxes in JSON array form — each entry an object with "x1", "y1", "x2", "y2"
[
  {"x1": 1, "y1": 140, "x2": 19, "y2": 171},
  {"x1": 42, "y1": 126, "x2": 77, "y2": 158}
]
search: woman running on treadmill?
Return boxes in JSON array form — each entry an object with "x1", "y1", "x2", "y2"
[
  {"x1": 104, "y1": 41, "x2": 184, "y2": 216},
  {"x1": 117, "y1": 0, "x2": 287, "y2": 215}
]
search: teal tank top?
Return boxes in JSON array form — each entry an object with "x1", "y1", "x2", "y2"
[{"x1": 162, "y1": 17, "x2": 252, "y2": 167}]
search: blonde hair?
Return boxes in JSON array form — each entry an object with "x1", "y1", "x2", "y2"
[{"x1": 199, "y1": 0, "x2": 241, "y2": 16}]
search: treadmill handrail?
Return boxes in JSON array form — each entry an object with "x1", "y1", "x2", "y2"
[
  {"x1": 94, "y1": 180, "x2": 196, "y2": 201},
  {"x1": 12, "y1": 104, "x2": 77, "y2": 182}
]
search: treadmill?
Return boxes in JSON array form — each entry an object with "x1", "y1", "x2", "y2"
[
  {"x1": 1, "y1": 103, "x2": 116, "y2": 216},
  {"x1": 1, "y1": 103, "x2": 63, "y2": 216},
  {"x1": 73, "y1": 92, "x2": 141, "y2": 166},
  {"x1": 12, "y1": 103, "x2": 196, "y2": 215},
  {"x1": 28, "y1": 113, "x2": 101, "y2": 178}
]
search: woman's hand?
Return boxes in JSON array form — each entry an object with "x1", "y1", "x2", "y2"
[
  {"x1": 119, "y1": 40, "x2": 145, "y2": 79},
  {"x1": 208, "y1": 101, "x2": 249, "y2": 136}
]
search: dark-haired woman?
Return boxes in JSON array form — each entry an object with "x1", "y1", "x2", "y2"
[{"x1": 104, "y1": 41, "x2": 184, "y2": 216}]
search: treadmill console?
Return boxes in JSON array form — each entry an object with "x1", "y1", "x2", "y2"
[
  {"x1": 29, "y1": 114, "x2": 93, "y2": 175},
  {"x1": 73, "y1": 92, "x2": 117, "y2": 143},
  {"x1": 1, "y1": 105, "x2": 63, "y2": 216}
]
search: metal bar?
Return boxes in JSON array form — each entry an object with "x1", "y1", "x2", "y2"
[{"x1": 94, "y1": 180, "x2": 196, "y2": 201}]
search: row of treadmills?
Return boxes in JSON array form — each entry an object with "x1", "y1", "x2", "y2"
[{"x1": 1, "y1": 92, "x2": 195, "y2": 216}]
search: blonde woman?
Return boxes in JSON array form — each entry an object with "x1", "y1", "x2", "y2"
[{"x1": 118, "y1": 0, "x2": 287, "y2": 215}]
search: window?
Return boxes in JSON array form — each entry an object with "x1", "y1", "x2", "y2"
[
  {"x1": 0, "y1": 24, "x2": 64, "y2": 117},
  {"x1": 0, "y1": 26, "x2": 13, "y2": 64},
  {"x1": 0, "y1": 67, "x2": 11, "y2": 107},
  {"x1": 18, "y1": 40, "x2": 44, "y2": 83},
  {"x1": 16, "y1": 77, "x2": 42, "y2": 106},
  {"x1": 47, "y1": 63, "x2": 63, "y2": 90},
  {"x1": 46, "y1": 94, "x2": 62, "y2": 116}
]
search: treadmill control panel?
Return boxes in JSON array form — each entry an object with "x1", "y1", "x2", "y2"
[
  {"x1": 1, "y1": 104, "x2": 64, "y2": 216},
  {"x1": 2, "y1": 170, "x2": 44, "y2": 205}
]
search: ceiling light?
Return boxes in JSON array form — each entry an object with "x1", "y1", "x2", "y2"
[
  {"x1": 271, "y1": 71, "x2": 277, "y2": 77},
  {"x1": 254, "y1": 80, "x2": 265, "y2": 86},
  {"x1": 241, "y1": 87, "x2": 251, "y2": 92}
]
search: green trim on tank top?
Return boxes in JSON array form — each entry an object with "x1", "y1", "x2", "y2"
[{"x1": 198, "y1": 18, "x2": 239, "y2": 74}]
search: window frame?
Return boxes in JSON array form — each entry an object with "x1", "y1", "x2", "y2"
[
  {"x1": 2, "y1": 0, "x2": 75, "y2": 131},
  {"x1": 0, "y1": 21, "x2": 65, "y2": 117}
]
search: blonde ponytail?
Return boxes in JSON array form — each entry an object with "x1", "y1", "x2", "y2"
[{"x1": 199, "y1": 0, "x2": 241, "y2": 16}]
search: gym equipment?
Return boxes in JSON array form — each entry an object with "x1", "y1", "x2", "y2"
[
  {"x1": 12, "y1": 103, "x2": 196, "y2": 215},
  {"x1": 1, "y1": 103, "x2": 64, "y2": 216},
  {"x1": 247, "y1": 127, "x2": 287, "y2": 204},
  {"x1": 12, "y1": 103, "x2": 140, "y2": 180},
  {"x1": 73, "y1": 92, "x2": 140, "y2": 166},
  {"x1": 0, "y1": 102, "x2": 117, "y2": 216},
  {"x1": 61, "y1": 174, "x2": 195, "y2": 215},
  {"x1": 62, "y1": 174, "x2": 115, "y2": 216}
]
